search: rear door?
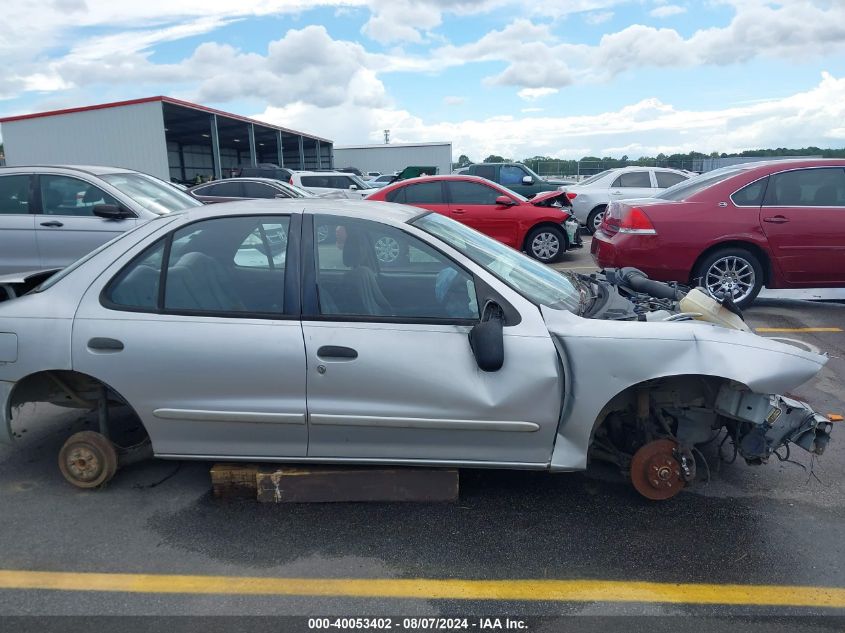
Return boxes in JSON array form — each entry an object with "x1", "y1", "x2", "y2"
[
  {"x1": 0, "y1": 173, "x2": 39, "y2": 275},
  {"x1": 446, "y1": 180, "x2": 521, "y2": 247},
  {"x1": 609, "y1": 170, "x2": 656, "y2": 201},
  {"x1": 34, "y1": 173, "x2": 137, "y2": 269},
  {"x1": 73, "y1": 213, "x2": 307, "y2": 458},
  {"x1": 758, "y1": 167, "x2": 845, "y2": 285}
]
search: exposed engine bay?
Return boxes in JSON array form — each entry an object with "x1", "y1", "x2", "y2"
[{"x1": 570, "y1": 267, "x2": 834, "y2": 499}]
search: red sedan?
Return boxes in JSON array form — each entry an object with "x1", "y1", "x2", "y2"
[
  {"x1": 367, "y1": 175, "x2": 578, "y2": 263},
  {"x1": 591, "y1": 159, "x2": 845, "y2": 307}
]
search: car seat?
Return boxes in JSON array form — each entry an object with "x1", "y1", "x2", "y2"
[
  {"x1": 166, "y1": 251, "x2": 244, "y2": 312},
  {"x1": 341, "y1": 231, "x2": 392, "y2": 316},
  {"x1": 812, "y1": 185, "x2": 838, "y2": 206}
]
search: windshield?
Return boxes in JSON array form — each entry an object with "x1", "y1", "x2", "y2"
[
  {"x1": 413, "y1": 213, "x2": 584, "y2": 313},
  {"x1": 101, "y1": 172, "x2": 203, "y2": 215},
  {"x1": 654, "y1": 166, "x2": 752, "y2": 201},
  {"x1": 349, "y1": 174, "x2": 374, "y2": 189}
]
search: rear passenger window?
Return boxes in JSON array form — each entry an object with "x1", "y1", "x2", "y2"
[
  {"x1": 0, "y1": 175, "x2": 30, "y2": 214},
  {"x1": 242, "y1": 182, "x2": 277, "y2": 198},
  {"x1": 105, "y1": 216, "x2": 290, "y2": 315},
  {"x1": 655, "y1": 172, "x2": 688, "y2": 188},
  {"x1": 612, "y1": 172, "x2": 651, "y2": 188},
  {"x1": 401, "y1": 182, "x2": 444, "y2": 205}
]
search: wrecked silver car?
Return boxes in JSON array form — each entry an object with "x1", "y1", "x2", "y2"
[{"x1": 0, "y1": 199, "x2": 833, "y2": 499}]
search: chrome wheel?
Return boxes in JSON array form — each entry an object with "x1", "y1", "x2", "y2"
[
  {"x1": 374, "y1": 236, "x2": 401, "y2": 263},
  {"x1": 530, "y1": 232, "x2": 561, "y2": 261},
  {"x1": 591, "y1": 210, "x2": 605, "y2": 232},
  {"x1": 705, "y1": 255, "x2": 756, "y2": 303}
]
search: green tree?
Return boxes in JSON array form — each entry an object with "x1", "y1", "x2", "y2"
[
  {"x1": 483, "y1": 154, "x2": 506, "y2": 163},
  {"x1": 457, "y1": 154, "x2": 472, "y2": 167}
]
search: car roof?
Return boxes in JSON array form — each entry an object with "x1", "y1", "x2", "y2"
[
  {"x1": 296, "y1": 170, "x2": 353, "y2": 176},
  {"x1": 191, "y1": 177, "x2": 287, "y2": 189},
  {"x1": 0, "y1": 164, "x2": 139, "y2": 176},
  {"x1": 183, "y1": 198, "x2": 422, "y2": 223},
  {"x1": 385, "y1": 174, "x2": 495, "y2": 186}
]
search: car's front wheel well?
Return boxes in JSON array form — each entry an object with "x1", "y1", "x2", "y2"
[
  {"x1": 8, "y1": 370, "x2": 148, "y2": 446},
  {"x1": 587, "y1": 374, "x2": 744, "y2": 467},
  {"x1": 690, "y1": 241, "x2": 771, "y2": 287},
  {"x1": 523, "y1": 222, "x2": 569, "y2": 251}
]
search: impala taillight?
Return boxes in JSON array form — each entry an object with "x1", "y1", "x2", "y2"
[
  {"x1": 566, "y1": 192, "x2": 577, "y2": 200},
  {"x1": 618, "y1": 206, "x2": 657, "y2": 235}
]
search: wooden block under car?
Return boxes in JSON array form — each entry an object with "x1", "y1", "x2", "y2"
[
  {"x1": 255, "y1": 466, "x2": 459, "y2": 503},
  {"x1": 210, "y1": 463, "x2": 259, "y2": 498}
]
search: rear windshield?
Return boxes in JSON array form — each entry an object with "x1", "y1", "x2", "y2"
[{"x1": 654, "y1": 166, "x2": 752, "y2": 201}]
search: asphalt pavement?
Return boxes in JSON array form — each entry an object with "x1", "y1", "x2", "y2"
[{"x1": 0, "y1": 237, "x2": 844, "y2": 623}]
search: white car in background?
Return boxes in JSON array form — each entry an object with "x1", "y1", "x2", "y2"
[
  {"x1": 566, "y1": 167, "x2": 690, "y2": 233},
  {"x1": 291, "y1": 171, "x2": 373, "y2": 199}
]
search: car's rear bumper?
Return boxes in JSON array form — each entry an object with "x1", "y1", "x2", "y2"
[{"x1": 590, "y1": 230, "x2": 690, "y2": 281}]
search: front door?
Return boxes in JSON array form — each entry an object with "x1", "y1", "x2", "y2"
[
  {"x1": 759, "y1": 167, "x2": 845, "y2": 285},
  {"x1": 35, "y1": 174, "x2": 136, "y2": 269},
  {"x1": 446, "y1": 179, "x2": 521, "y2": 247},
  {"x1": 0, "y1": 173, "x2": 38, "y2": 275},
  {"x1": 303, "y1": 213, "x2": 562, "y2": 466},
  {"x1": 72, "y1": 213, "x2": 308, "y2": 458}
]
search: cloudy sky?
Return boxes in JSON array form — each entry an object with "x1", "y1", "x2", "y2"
[{"x1": 3, "y1": 0, "x2": 845, "y2": 160}]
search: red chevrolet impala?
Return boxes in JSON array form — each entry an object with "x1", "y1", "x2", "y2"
[
  {"x1": 591, "y1": 159, "x2": 845, "y2": 307},
  {"x1": 367, "y1": 175, "x2": 578, "y2": 263}
]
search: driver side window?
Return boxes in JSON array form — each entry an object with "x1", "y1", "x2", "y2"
[{"x1": 313, "y1": 215, "x2": 479, "y2": 321}]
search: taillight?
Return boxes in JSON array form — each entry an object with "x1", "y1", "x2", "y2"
[
  {"x1": 566, "y1": 192, "x2": 577, "y2": 200},
  {"x1": 618, "y1": 206, "x2": 656, "y2": 235},
  {"x1": 289, "y1": 177, "x2": 294, "y2": 184}
]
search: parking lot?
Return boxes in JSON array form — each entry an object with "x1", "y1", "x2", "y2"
[{"x1": 0, "y1": 237, "x2": 843, "y2": 619}]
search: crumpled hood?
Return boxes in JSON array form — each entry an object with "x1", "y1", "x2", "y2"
[
  {"x1": 541, "y1": 306, "x2": 828, "y2": 395},
  {"x1": 530, "y1": 190, "x2": 570, "y2": 206}
]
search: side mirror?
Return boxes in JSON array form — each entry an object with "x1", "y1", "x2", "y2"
[
  {"x1": 468, "y1": 302, "x2": 505, "y2": 372},
  {"x1": 349, "y1": 185, "x2": 359, "y2": 191},
  {"x1": 495, "y1": 195, "x2": 516, "y2": 207},
  {"x1": 522, "y1": 175, "x2": 534, "y2": 185},
  {"x1": 93, "y1": 204, "x2": 133, "y2": 220}
]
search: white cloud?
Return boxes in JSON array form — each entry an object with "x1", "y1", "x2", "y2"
[
  {"x1": 517, "y1": 88, "x2": 558, "y2": 100},
  {"x1": 255, "y1": 72, "x2": 845, "y2": 160},
  {"x1": 650, "y1": 5, "x2": 686, "y2": 18},
  {"x1": 585, "y1": 11, "x2": 614, "y2": 24}
]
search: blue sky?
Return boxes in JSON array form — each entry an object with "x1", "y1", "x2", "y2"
[{"x1": 3, "y1": 0, "x2": 845, "y2": 160}]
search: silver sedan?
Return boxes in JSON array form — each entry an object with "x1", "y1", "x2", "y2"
[{"x1": 0, "y1": 199, "x2": 833, "y2": 499}]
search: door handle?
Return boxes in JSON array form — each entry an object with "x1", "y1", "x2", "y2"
[
  {"x1": 452, "y1": 208, "x2": 466, "y2": 214},
  {"x1": 763, "y1": 216, "x2": 789, "y2": 224},
  {"x1": 317, "y1": 345, "x2": 358, "y2": 360},
  {"x1": 611, "y1": 191, "x2": 622, "y2": 195},
  {"x1": 40, "y1": 220, "x2": 64, "y2": 228},
  {"x1": 88, "y1": 337, "x2": 124, "y2": 352}
]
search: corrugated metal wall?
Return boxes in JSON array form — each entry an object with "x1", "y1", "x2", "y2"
[
  {"x1": 333, "y1": 144, "x2": 452, "y2": 175},
  {"x1": 1, "y1": 101, "x2": 170, "y2": 180}
]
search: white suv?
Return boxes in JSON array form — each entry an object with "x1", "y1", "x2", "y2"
[
  {"x1": 291, "y1": 171, "x2": 373, "y2": 199},
  {"x1": 565, "y1": 167, "x2": 689, "y2": 233}
]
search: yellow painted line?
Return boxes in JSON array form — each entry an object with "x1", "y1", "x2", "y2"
[
  {"x1": 755, "y1": 327, "x2": 842, "y2": 333},
  {"x1": 0, "y1": 570, "x2": 844, "y2": 608}
]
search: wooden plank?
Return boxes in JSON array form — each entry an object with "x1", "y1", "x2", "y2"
[
  {"x1": 210, "y1": 463, "x2": 258, "y2": 498},
  {"x1": 255, "y1": 466, "x2": 459, "y2": 503}
]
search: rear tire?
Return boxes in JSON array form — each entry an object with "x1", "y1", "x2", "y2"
[
  {"x1": 694, "y1": 247, "x2": 764, "y2": 309},
  {"x1": 526, "y1": 226, "x2": 566, "y2": 264},
  {"x1": 586, "y1": 206, "x2": 607, "y2": 235}
]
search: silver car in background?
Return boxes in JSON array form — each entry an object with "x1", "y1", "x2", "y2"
[
  {"x1": 0, "y1": 165, "x2": 203, "y2": 274},
  {"x1": 565, "y1": 167, "x2": 689, "y2": 233},
  {"x1": 0, "y1": 199, "x2": 833, "y2": 499}
]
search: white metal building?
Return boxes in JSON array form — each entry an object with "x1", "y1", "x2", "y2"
[
  {"x1": 333, "y1": 142, "x2": 452, "y2": 176},
  {"x1": 0, "y1": 96, "x2": 332, "y2": 184}
]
